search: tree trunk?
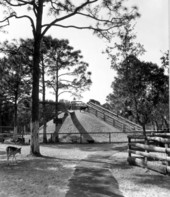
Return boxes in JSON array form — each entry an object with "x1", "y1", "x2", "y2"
[
  {"x1": 13, "y1": 95, "x2": 18, "y2": 140},
  {"x1": 42, "y1": 60, "x2": 47, "y2": 143},
  {"x1": 30, "y1": 1, "x2": 43, "y2": 156},
  {"x1": 0, "y1": 97, "x2": 2, "y2": 133},
  {"x1": 55, "y1": 58, "x2": 59, "y2": 142},
  {"x1": 31, "y1": 41, "x2": 41, "y2": 155},
  {"x1": 142, "y1": 124, "x2": 146, "y2": 137},
  {"x1": 161, "y1": 115, "x2": 169, "y2": 131},
  {"x1": 55, "y1": 62, "x2": 59, "y2": 142},
  {"x1": 151, "y1": 120, "x2": 155, "y2": 131},
  {"x1": 164, "y1": 118, "x2": 169, "y2": 130}
]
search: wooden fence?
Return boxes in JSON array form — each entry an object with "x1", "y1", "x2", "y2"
[
  {"x1": 127, "y1": 133, "x2": 170, "y2": 175},
  {"x1": 87, "y1": 102, "x2": 142, "y2": 132}
]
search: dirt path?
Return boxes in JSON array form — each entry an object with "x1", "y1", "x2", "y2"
[{"x1": 65, "y1": 153, "x2": 123, "y2": 197}]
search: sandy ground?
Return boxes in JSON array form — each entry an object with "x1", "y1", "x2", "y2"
[{"x1": 0, "y1": 143, "x2": 170, "y2": 197}]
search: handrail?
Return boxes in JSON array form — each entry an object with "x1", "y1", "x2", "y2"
[
  {"x1": 87, "y1": 105, "x2": 133, "y2": 132},
  {"x1": 87, "y1": 102, "x2": 142, "y2": 130},
  {"x1": 87, "y1": 103, "x2": 128, "y2": 127}
]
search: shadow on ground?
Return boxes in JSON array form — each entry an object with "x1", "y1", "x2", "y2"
[{"x1": 70, "y1": 111, "x2": 95, "y2": 142}]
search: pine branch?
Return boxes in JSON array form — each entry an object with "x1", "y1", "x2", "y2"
[
  {"x1": 0, "y1": 14, "x2": 36, "y2": 36},
  {"x1": 41, "y1": 0, "x2": 98, "y2": 36}
]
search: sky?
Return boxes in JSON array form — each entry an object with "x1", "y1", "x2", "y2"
[{"x1": 0, "y1": 0, "x2": 169, "y2": 104}]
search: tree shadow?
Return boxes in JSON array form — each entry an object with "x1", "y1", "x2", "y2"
[
  {"x1": 52, "y1": 112, "x2": 68, "y2": 142},
  {"x1": 70, "y1": 111, "x2": 94, "y2": 142}
]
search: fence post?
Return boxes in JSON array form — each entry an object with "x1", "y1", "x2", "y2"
[
  {"x1": 51, "y1": 133, "x2": 53, "y2": 143},
  {"x1": 122, "y1": 124, "x2": 125, "y2": 132},
  {"x1": 128, "y1": 136, "x2": 131, "y2": 158},
  {"x1": 165, "y1": 142, "x2": 170, "y2": 174},
  {"x1": 103, "y1": 113, "x2": 106, "y2": 121},
  {"x1": 80, "y1": 133, "x2": 82, "y2": 143},
  {"x1": 113, "y1": 119, "x2": 115, "y2": 126},
  {"x1": 144, "y1": 137, "x2": 148, "y2": 168},
  {"x1": 109, "y1": 133, "x2": 111, "y2": 143},
  {"x1": 95, "y1": 110, "x2": 98, "y2": 117}
]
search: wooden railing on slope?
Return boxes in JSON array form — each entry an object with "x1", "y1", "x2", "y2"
[{"x1": 87, "y1": 102, "x2": 142, "y2": 132}]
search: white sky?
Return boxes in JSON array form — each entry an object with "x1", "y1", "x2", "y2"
[{"x1": 0, "y1": 0, "x2": 169, "y2": 104}]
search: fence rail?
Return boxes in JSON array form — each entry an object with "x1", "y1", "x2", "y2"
[
  {"x1": 127, "y1": 133, "x2": 170, "y2": 175},
  {"x1": 38, "y1": 131, "x2": 137, "y2": 144}
]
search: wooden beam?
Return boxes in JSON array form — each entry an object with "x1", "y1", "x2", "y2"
[
  {"x1": 127, "y1": 157, "x2": 167, "y2": 174},
  {"x1": 130, "y1": 143, "x2": 170, "y2": 153},
  {"x1": 147, "y1": 136, "x2": 170, "y2": 143},
  {"x1": 129, "y1": 149, "x2": 170, "y2": 162}
]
